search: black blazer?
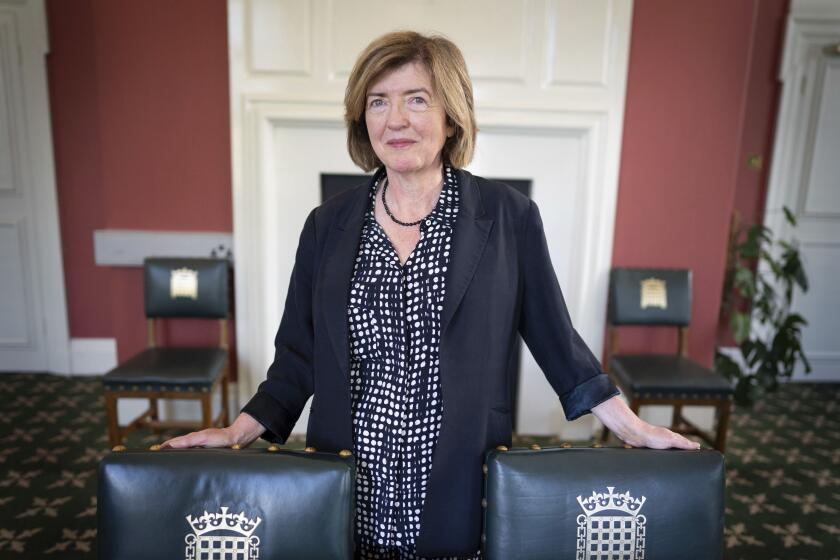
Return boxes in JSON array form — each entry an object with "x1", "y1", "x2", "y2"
[{"x1": 242, "y1": 168, "x2": 619, "y2": 556}]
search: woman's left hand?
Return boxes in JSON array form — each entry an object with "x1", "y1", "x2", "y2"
[{"x1": 592, "y1": 395, "x2": 700, "y2": 450}]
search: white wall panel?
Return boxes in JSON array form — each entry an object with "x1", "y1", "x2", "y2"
[
  {"x1": 327, "y1": 0, "x2": 529, "y2": 83},
  {"x1": 545, "y1": 0, "x2": 611, "y2": 87},
  {"x1": 0, "y1": 15, "x2": 18, "y2": 194},
  {"x1": 247, "y1": 0, "x2": 312, "y2": 74},
  {"x1": 802, "y1": 60, "x2": 840, "y2": 216},
  {"x1": 792, "y1": 244, "x2": 840, "y2": 381},
  {"x1": 0, "y1": 221, "x2": 30, "y2": 344}
]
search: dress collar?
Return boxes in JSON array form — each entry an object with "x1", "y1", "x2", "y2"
[{"x1": 367, "y1": 164, "x2": 460, "y2": 226}]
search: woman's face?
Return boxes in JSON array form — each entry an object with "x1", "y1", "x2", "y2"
[{"x1": 365, "y1": 61, "x2": 453, "y2": 177}]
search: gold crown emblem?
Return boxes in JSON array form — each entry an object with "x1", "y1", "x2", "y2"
[
  {"x1": 170, "y1": 267, "x2": 199, "y2": 300},
  {"x1": 640, "y1": 277, "x2": 667, "y2": 309},
  {"x1": 577, "y1": 486, "x2": 646, "y2": 516},
  {"x1": 185, "y1": 506, "x2": 262, "y2": 538}
]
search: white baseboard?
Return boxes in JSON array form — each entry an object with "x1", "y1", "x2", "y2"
[{"x1": 69, "y1": 338, "x2": 117, "y2": 375}]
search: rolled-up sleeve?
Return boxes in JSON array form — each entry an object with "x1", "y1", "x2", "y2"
[
  {"x1": 518, "y1": 200, "x2": 619, "y2": 420},
  {"x1": 241, "y1": 209, "x2": 317, "y2": 443}
]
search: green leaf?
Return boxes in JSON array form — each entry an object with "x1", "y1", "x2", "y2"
[
  {"x1": 733, "y1": 267, "x2": 755, "y2": 297},
  {"x1": 731, "y1": 312, "x2": 751, "y2": 344},
  {"x1": 783, "y1": 206, "x2": 797, "y2": 226}
]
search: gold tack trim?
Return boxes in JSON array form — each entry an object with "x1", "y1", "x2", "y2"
[
  {"x1": 339, "y1": 449, "x2": 352, "y2": 458},
  {"x1": 112, "y1": 445, "x2": 126, "y2": 452},
  {"x1": 149, "y1": 444, "x2": 161, "y2": 451},
  {"x1": 495, "y1": 445, "x2": 508, "y2": 452},
  {"x1": 304, "y1": 446, "x2": 317, "y2": 453},
  {"x1": 267, "y1": 445, "x2": 280, "y2": 452},
  {"x1": 529, "y1": 443, "x2": 541, "y2": 450}
]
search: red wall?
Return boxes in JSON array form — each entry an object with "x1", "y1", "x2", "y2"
[
  {"x1": 610, "y1": 0, "x2": 786, "y2": 366},
  {"x1": 47, "y1": 0, "x2": 233, "y2": 362},
  {"x1": 46, "y1": 1, "x2": 785, "y2": 373}
]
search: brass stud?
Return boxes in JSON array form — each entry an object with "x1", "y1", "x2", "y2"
[
  {"x1": 304, "y1": 446, "x2": 317, "y2": 453},
  {"x1": 339, "y1": 449, "x2": 352, "y2": 458},
  {"x1": 267, "y1": 445, "x2": 280, "y2": 452},
  {"x1": 482, "y1": 464, "x2": 488, "y2": 475},
  {"x1": 112, "y1": 445, "x2": 126, "y2": 452},
  {"x1": 231, "y1": 444, "x2": 241, "y2": 450},
  {"x1": 495, "y1": 445, "x2": 508, "y2": 452},
  {"x1": 623, "y1": 443, "x2": 633, "y2": 449},
  {"x1": 529, "y1": 443, "x2": 541, "y2": 451},
  {"x1": 561, "y1": 442, "x2": 572, "y2": 448},
  {"x1": 591, "y1": 443, "x2": 602, "y2": 448},
  {"x1": 481, "y1": 498, "x2": 487, "y2": 508},
  {"x1": 149, "y1": 444, "x2": 161, "y2": 451}
]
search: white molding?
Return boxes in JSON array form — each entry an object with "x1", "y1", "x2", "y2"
[
  {"x1": 93, "y1": 229, "x2": 234, "y2": 266},
  {"x1": 69, "y1": 338, "x2": 117, "y2": 376}
]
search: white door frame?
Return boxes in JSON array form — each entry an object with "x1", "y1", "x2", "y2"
[
  {"x1": 0, "y1": 0, "x2": 70, "y2": 373},
  {"x1": 762, "y1": 0, "x2": 840, "y2": 380}
]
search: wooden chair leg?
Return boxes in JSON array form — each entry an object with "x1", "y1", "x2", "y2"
[
  {"x1": 715, "y1": 401, "x2": 732, "y2": 453},
  {"x1": 671, "y1": 404, "x2": 683, "y2": 430},
  {"x1": 148, "y1": 397, "x2": 161, "y2": 434},
  {"x1": 220, "y1": 371, "x2": 230, "y2": 426},
  {"x1": 201, "y1": 393, "x2": 213, "y2": 430},
  {"x1": 105, "y1": 393, "x2": 121, "y2": 447}
]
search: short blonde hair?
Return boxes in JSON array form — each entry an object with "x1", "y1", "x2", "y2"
[{"x1": 344, "y1": 31, "x2": 476, "y2": 172}]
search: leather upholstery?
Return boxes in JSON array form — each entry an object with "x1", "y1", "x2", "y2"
[
  {"x1": 482, "y1": 447, "x2": 724, "y2": 560},
  {"x1": 609, "y1": 268, "x2": 691, "y2": 326},
  {"x1": 98, "y1": 449, "x2": 355, "y2": 560},
  {"x1": 610, "y1": 355, "x2": 734, "y2": 398},
  {"x1": 102, "y1": 348, "x2": 227, "y2": 390},
  {"x1": 145, "y1": 258, "x2": 229, "y2": 318}
]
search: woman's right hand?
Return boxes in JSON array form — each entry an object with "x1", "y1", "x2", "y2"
[{"x1": 160, "y1": 412, "x2": 266, "y2": 449}]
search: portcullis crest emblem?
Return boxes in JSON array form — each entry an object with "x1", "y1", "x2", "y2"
[
  {"x1": 185, "y1": 506, "x2": 262, "y2": 560},
  {"x1": 576, "y1": 486, "x2": 647, "y2": 560}
]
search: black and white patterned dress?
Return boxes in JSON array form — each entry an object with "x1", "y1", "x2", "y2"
[{"x1": 348, "y1": 166, "x2": 478, "y2": 560}]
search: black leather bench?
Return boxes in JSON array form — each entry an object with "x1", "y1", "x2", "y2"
[
  {"x1": 482, "y1": 446, "x2": 725, "y2": 560},
  {"x1": 98, "y1": 447, "x2": 355, "y2": 560}
]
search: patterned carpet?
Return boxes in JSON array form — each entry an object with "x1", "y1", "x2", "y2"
[{"x1": 0, "y1": 373, "x2": 838, "y2": 559}]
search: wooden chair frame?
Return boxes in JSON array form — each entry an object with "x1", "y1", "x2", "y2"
[
  {"x1": 104, "y1": 318, "x2": 230, "y2": 447},
  {"x1": 600, "y1": 324, "x2": 732, "y2": 452}
]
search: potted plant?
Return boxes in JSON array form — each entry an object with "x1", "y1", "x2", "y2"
[{"x1": 715, "y1": 207, "x2": 811, "y2": 405}]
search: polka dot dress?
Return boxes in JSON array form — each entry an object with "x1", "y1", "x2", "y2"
[{"x1": 348, "y1": 166, "x2": 479, "y2": 560}]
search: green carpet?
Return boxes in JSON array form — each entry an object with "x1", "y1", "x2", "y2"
[{"x1": 0, "y1": 373, "x2": 838, "y2": 559}]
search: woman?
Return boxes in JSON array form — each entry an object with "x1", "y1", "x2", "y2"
[{"x1": 163, "y1": 31, "x2": 698, "y2": 559}]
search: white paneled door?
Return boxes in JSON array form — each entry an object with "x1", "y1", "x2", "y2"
[
  {"x1": 765, "y1": 2, "x2": 840, "y2": 381},
  {"x1": 0, "y1": 1, "x2": 69, "y2": 372}
]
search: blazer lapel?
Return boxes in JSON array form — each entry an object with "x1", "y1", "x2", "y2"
[
  {"x1": 320, "y1": 168, "x2": 493, "y2": 379},
  {"x1": 321, "y1": 180, "x2": 372, "y2": 380},
  {"x1": 441, "y1": 169, "x2": 494, "y2": 335}
]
